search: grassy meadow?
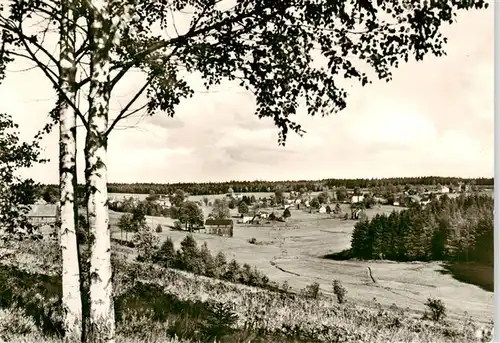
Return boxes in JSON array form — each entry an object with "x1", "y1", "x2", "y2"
[
  {"x1": 108, "y1": 194, "x2": 494, "y2": 325},
  {"x1": 0, "y1": 237, "x2": 494, "y2": 343},
  {"x1": 0, "y1": 192, "x2": 492, "y2": 342}
]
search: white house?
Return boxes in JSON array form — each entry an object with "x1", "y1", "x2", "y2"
[
  {"x1": 155, "y1": 196, "x2": 171, "y2": 208},
  {"x1": 439, "y1": 186, "x2": 450, "y2": 194},
  {"x1": 393, "y1": 201, "x2": 400, "y2": 206},
  {"x1": 318, "y1": 206, "x2": 327, "y2": 214},
  {"x1": 351, "y1": 195, "x2": 364, "y2": 204},
  {"x1": 238, "y1": 215, "x2": 254, "y2": 224}
]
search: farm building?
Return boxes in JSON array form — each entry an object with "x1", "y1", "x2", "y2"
[
  {"x1": 154, "y1": 195, "x2": 171, "y2": 208},
  {"x1": 27, "y1": 203, "x2": 59, "y2": 226},
  {"x1": 26, "y1": 203, "x2": 59, "y2": 238},
  {"x1": 204, "y1": 219, "x2": 233, "y2": 237}
]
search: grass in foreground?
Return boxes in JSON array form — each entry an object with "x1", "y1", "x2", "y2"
[{"x1": 0, "y1": 239, "x2": 494, "y2": 343}]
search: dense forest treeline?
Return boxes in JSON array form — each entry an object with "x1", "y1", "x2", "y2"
[
  {"x1": 108, "y1": 177, "x2": 493, "y2": 195},
  {"x1": 350, "y1": 194, "x2": 494, "y2": 265},
  {"x1": 38, "y1": 177, "x2": 493, "y2": 199}
]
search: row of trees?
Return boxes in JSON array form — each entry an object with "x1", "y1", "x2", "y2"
[
  {"x1": 109, "y1": 198, "x2": 171, "y2": 217},
  {"x1": 106, "y1": 177, "x2": 493, "y2": 195},
  {"x1": 150, "y1": 235, "x2": 270, "y2": 288},
  {"x1": 351, "y1": 194, "x2": 494, "y2": 265},
  {"x1": 0, "y1": 0, "x2": 490, "y2": 342}
]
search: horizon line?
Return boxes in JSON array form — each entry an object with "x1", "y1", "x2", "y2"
[{"x1": 38, "y1": 175, "x2": 494, "y2": 186}]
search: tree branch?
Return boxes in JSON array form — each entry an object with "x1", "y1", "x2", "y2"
[
  {"x1": 108, "y1": 5, "x2": 256, "y2": 88},
  {"x1": 105, "y1": 79, "x2": 150, "y2": 136},
  {"x1": 17, "y1": 29, "x2": 89, "y2": 129}
]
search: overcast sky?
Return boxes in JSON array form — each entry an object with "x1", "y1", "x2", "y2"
[{"x1": 0, "y1": 7, "x2": 493, "y2": 184}]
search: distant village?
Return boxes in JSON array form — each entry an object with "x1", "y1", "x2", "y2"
[{"x1": 24, "y1": 181, "x2": 480, "y2": 239}]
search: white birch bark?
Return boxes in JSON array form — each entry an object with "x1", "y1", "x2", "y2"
[
  {"x1": 86, "y1": 1, "x2": 114, "y2": 341},
  {"x1": 59, "y1": 0, "x2": 83, "y2": 341},
  {"x1": 85, "y1": 2, "x2": 136, "y2": 341}
]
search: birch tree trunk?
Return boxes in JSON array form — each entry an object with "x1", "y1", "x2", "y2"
[
  {"x1": 59, "y1": 0, "x2": 83, "y2": 340},
  {"x1": 86, "y1": 1, "x2": 115, "y2": 341}
]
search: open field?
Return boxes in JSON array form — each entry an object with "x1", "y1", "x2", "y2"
[{"x1": 109, "y1": 201, "x2": 494, "y2": 325}]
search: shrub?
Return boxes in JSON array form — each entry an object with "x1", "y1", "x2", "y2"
[
  {"x1": 200, "y1": 242, "x2": 217, "y2": 277},
  {"x1": 201, "y1": 301, "x2": 238, "y2": 339},
  {"x1": 239, "y1": 263, "x2": 252, "y2": 284},
  {"x1": 238, "y1": 201, "x2": 249, "y2": 214},
  {"x1": 303, "y1": 282, "x2": 320, "y2": 299},
  {"x1": 424, "y1": 297, "x2": 446, "y2": 322},
  {"x1": 248, "y1": 237, "x2": 257, "y2": 244},
  {"x1": 283, "y1": 207, "x2": 291, "y2": 218},
  {"x1": 132, "y1": 225, "x2": 160, "y2": 262},
  {"x1": 224, "y1": 259, "x2": 240, "y2": 283},
  {"x1": 152, "y1": 237, "x2": 176, "y2": 267},
  {"x1": 332, "y1": 279, "x2": 347, "y2": 304},
  {"x1": 0, "y1": 308, "x2": 38, "y2": 337},
  {"x1": 178, "y1": 235, "x2": 203, "y2": 273},
  {"x1": 214, "y1": 251, "x2": 228, "y2": 277},
  {"x1": 155, "y1": 224, "x2": 163, "y2": 233},
  {"x1": 173, "y1": 220, "x2": 183, "y2": 230},
  {"x1": 111, "y1": 238, "x2": 135, "y2": 248}
]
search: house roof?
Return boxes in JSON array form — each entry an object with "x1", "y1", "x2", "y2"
[
  {"x1": 27, "y1": 204, "x2": 58, "y2": 217},
  {"x1": 205, "y1": 219, "x2": 233, "y2": 226}
]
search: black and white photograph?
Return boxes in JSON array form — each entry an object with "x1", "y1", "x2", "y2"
[{"x1": 0, "y1": 0, "x2": 495, "y2": 342}]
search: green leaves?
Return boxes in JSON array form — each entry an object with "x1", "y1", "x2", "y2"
[
  {"x1": 115, "y1": 0, "x2": 489, "y2": 145},
  {"x1": 0, "y1": 113, "x2": 44, "y2": 234},
  {"x1": 0, "y1": 0, "x2": 490, "y2": 147}
]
